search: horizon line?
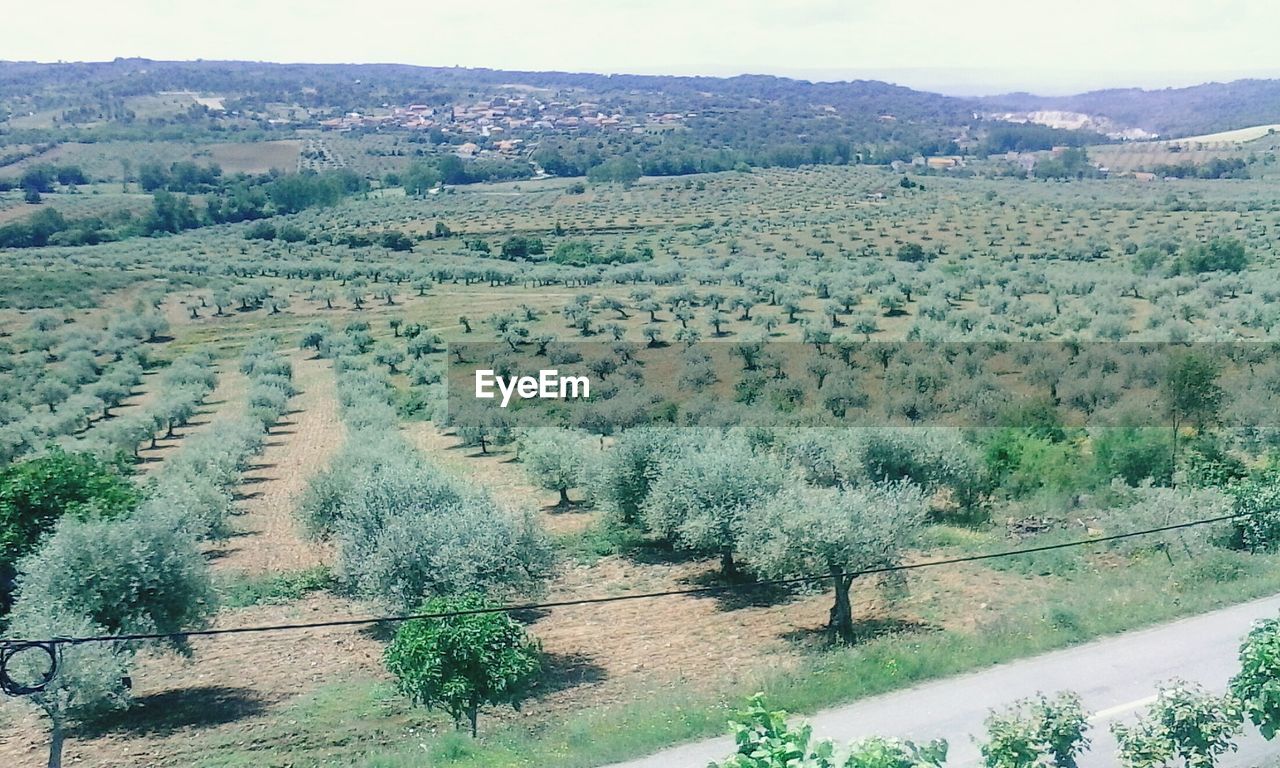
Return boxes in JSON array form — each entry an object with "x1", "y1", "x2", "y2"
[{"x1": 3, "y1": 57, "x2": 1279, "y2": 98}]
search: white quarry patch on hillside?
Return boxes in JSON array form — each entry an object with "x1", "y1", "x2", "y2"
[{"x1": 988, "y1": 110, "x2": 1158, "y2": 140}]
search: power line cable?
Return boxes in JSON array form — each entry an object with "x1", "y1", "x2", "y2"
[{"x1": 3, "y1": 511, "x2": 1243, "y2": 654}]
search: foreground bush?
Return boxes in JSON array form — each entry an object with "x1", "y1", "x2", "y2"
[
  {"x1": 1111, "y1": 682, "x2": 1241, "y2": 768},
  {"x1": 384, "y1": 594, "x2": 541, "y2": 737},
  {"x1": 980, "y1": 692, "x2": 1090, "y2": 768},
  {"x1": 710, "y1": 694, "x2": 947, "y2": 768},
  {"x1": 1231, "y1": 616, "x2": 1280, "y2": 740}
]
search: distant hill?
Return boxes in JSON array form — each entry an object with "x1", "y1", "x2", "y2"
[
  {"x1": 977, "y1": 79, "x2": 1280, "y2": 139},
  {"x1": 4, "y1": 60, "x2": 1280, "y2": 173},
  {"x1": 0, "y1": 60, "x2": 980, "y2": 172}
]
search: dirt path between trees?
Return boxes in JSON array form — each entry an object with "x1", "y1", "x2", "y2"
[{"x1": 208, "y1": 353, "x2": 341, "y2": 575}]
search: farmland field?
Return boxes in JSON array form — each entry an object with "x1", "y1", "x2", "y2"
[
  {"x1": 4, "y1": 55, "x2": 1280, "y2": 768},
  {"x1": 5, "y1": 158, "x2": 1280, "y2": 766}
]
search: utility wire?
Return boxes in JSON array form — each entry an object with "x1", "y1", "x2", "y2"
[{"x1": 3, "y1": 511, "x2": 1244, "y2": 649}]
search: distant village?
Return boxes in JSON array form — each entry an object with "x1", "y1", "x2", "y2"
[
  {"x1": 309, "y1": 96, "x2": 1193, "y2": 181},
  {"x1": 317, "y1": 95, "x2": 693, "y2": 157}
]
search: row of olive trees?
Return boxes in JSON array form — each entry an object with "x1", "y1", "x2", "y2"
[
  {"x1": 299, "y1": 317, "x2": 446, "y2": 413},
  {"x1": 522, "y1": 427, "x2": 975, "y2": 643},
  {"x1": 3, "y1": 338, "x2": 296, "y2": 767},
  {"x1": 240, "y1": 335, "x2": 297, "y2": 433},
  {"x1": 60, "y1": 349, "x2": 219, "y2": 462},
  {"x1": 299, "y1": 356, "x2": 552, "y2": 612},
  {"x1": 0, "y1": 310, "x2": 155, "y2": 464},
  {"x1": 712, "y1": 614, "x2": 1280, "y2": 768}
]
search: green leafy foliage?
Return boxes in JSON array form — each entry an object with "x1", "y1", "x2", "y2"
[
  {"x1": 586, "y1": 427, "x2": 674, "y2": 525},
  {"x1": 1229, "y1": 467, "x2": 1280, "y2": 552},
  {"x1": 844, "y1": 737, "x2": 949, "y2": 768},
  {"x1": 1112, "y1": 682, "x2": 1242, "y2": 768},
  {"x1": 711, "y1": 694, "x2": 836, "y2": 768},
  {"x1": 384, "y1": 594, "x2": 542, "y2": 737},
  {"x1": 305, "y1": 367, "x2": 553, "y2": 610},
  {"x1": 4, "y1": 606, "x2": 133, "y2": 767},
  {"x1": 980, "y1": 692, "x2": 1090, "y2": 768},
  {"x1": 587, "y1": 157, "x2": 643, "y2": 186},
  {"x1": 0, "y1": 449, "x2": 140, "y2": 611},
  {"x1": 217, "y1": 566, "x2": 333, "y2": 608},
  {"x1": 1092, "y1": 427, "x2": 1174, "y2": 487},
  {"x1": 1169, "y1": 238, "x2": 1248, "y2": 276},
  {"x1": 980, "y1": 429, "x2": 1085, "y2": 499},
  {"x1": 1230, "y1": 616, "x2": 1280, "y2": 740},
  {"x1": 710, "y1": 695, "x2": 947, "y2": 768}
]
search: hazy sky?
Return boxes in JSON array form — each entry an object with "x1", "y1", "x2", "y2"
[{"x1": 7, "y1": 0, "x2": 1278, "y2": 94}]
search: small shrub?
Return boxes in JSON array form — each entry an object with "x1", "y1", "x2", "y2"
[{"x1": 384, "y1": 594, "x2": 541, "y2": 737}]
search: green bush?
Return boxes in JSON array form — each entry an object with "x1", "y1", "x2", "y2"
[
  {"x1": 1229, "y1": 467, "x2": 1280, "y2": 551},
  {"x1": 1092, "y1": 427, "x2": 1174, "y2": 487},
  {"x1": 980, "y1": 692, "x2": 1090, "y2": 768},
  {"x1": 0, "y1": 449, "x2": 139, "y2": 611},
  {"x1": 710, "y1": 694, "x2": 947, "y2": 768},
  {"x1": 1169, "y1": 238, "x2": 1248, "y2": 275},
  {"x1": 384, "y1": 594, "x2": 541, "y2": 737},
  {"x1": 982, "y1": 428, "x2": 1088, "y2": 498},
  {"x1": 1112, "y1": 682, "x2": 1241, "y2": 768},
  {"x1": 1231, "y1": 616, "x2": 1280, "y2": 740}
]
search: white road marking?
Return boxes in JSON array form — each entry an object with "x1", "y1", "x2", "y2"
[{"x1": 1090, "y1": 695, "x2": 1158, "y2": 721}]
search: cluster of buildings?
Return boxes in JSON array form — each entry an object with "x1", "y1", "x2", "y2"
[{"x1": 317, "y1": 95, "x2": 694, "y2": 155}]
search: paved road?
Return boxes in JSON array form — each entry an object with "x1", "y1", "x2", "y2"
[{"x1": 603, "y1": 594, "x2": 1280, "y2": 768}]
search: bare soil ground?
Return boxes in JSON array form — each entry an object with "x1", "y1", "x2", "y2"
[
  {"x1": 208, "y1": 353, "x2": 342, "y2": 574},
  {"x1": 0, "y1": 594, "x2": 386, "y2": 768}
]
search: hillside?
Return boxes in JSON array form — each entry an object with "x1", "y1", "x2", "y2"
[
  {"x1": 7, "y1": 61, "x2": 1280, "y2": 168},
  {"x1": 978, "y1": 78, "x2": 1280, "y2": 138},
  {"x1": 0, "y1": 60, "x2": 976, "y2": 170}
]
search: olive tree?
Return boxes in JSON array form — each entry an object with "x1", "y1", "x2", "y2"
[
  {"x1": 6, "y1": 507, "x2": 215, "y2": 767},
  {"x1": 329, "y1": 449, "x2": 554, "y2": 610},
  {"x1": 520, "y1": 429, "x2": 591, "y2": 507},
  {"x1": 4, "y1": 607, "x2": 133, "y2": 768},
  {"x1": 12, "y1": 506, "x2": 216, "y2": 640},
  {"x1": 586, "y1": 427, "x2": 674, "y2": 525},
  {"x1": 642, "y1": 434, "x2": 784, "y2": 576},
  {"x1": 739, "y1": 480, "x2": 928, "y2": 643}
]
